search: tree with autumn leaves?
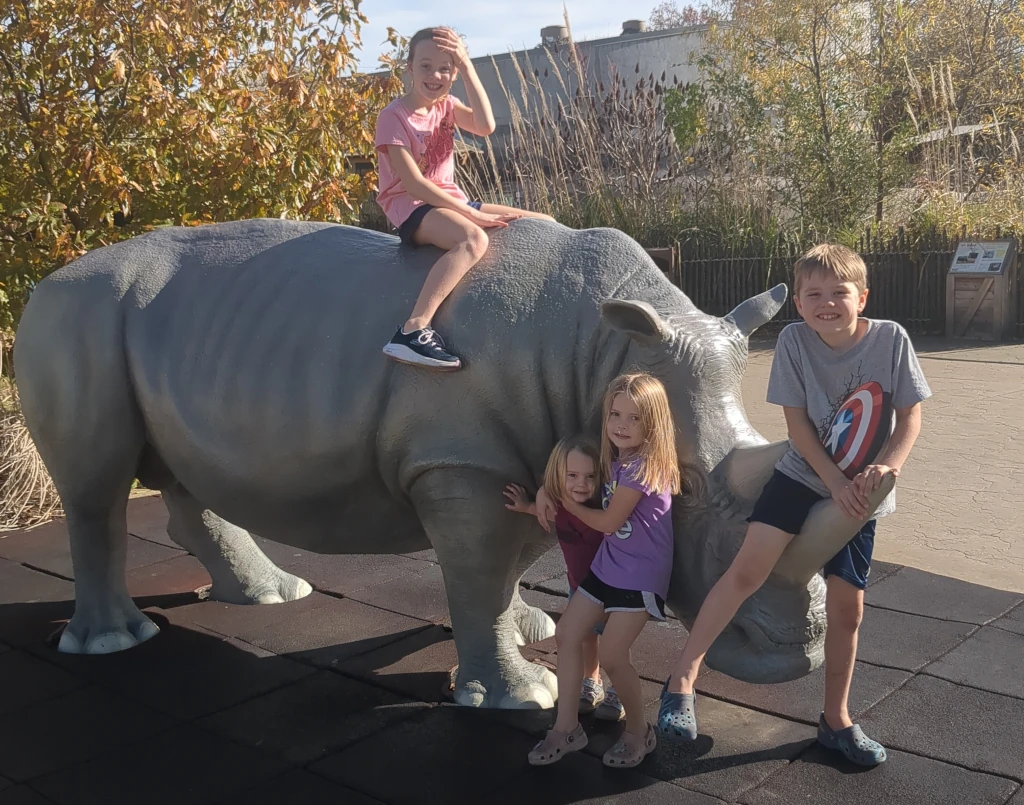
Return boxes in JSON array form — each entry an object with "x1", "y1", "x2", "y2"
[
  {"x1": 653, "y1": 0, "x2": 1024, "y2": 240},
  {"x1": 0, "y1": 0, "x2": 402, "y2": 337}
]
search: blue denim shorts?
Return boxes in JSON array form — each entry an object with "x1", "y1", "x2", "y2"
[
  {"x1": 749, "y1": 470, "x2": 876, "y2": 590},
  {"x1": 397, "y1": 200, "x2": 483, "y2": 245}
]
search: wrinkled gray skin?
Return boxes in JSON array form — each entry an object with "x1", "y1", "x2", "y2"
[{"x1": 14, "y1": 219, "x2": 892, "y2": 708}]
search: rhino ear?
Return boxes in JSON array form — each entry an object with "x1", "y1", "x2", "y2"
[
  {"x1": 601, "y1": 300, "x2": 674, "y2": 346},
  {"x1": 724, "y1": 284, "x2": 788, "y2": 337}
]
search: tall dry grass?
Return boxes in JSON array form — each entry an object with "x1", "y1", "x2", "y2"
[
  {"x1": 455, "y1": 20, "x2": 694, "y2": 247},
  {"x1": 0, "y1": 379, "x2": 62, "y2": 530},
  {"x1": 451, "y1": 18, "x2": 797, "y2": 253},
  {"x1": 450, "y1": 18, "x2": 1020, "y2": 251},
  {"x1": 899, "y1": 62, "x2": 1024, "y2": 238}
]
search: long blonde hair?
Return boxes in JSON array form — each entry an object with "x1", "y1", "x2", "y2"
[
  {"x1": 600, "y1": 372, "x2": 702, "y2": 503},
  {"x1": 542, "y1": 435, "x2": 601, "y2": 506}
]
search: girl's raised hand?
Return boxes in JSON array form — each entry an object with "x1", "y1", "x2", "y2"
[
  {"x1": 504, "y1": 483, "x2": 532, "y2": 513},
  {"x1": 433, "y1": 28, "x2": 470, "y2": 68}
]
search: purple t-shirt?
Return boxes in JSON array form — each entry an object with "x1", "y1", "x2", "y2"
[{"x1": 589, "y1": 458, "x2": 674, "y2": 598}]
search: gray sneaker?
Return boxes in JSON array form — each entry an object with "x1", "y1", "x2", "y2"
[
  {"x1": 594, "y1": 686, "x2": 625, "y2": 721},
  {"x1": 579, "y1": 677, "x2": 605, "y2": 713}
]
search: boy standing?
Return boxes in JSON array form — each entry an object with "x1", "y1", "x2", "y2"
[{"x1": 656, "y1": 244, "x2": 931, "y2": 765}]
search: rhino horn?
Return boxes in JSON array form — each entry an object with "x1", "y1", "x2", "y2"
[
  {"x1": 724, "y1": 284, "x2": 788, "y2": 337},
  {"x1": 771, "y1": 472, "x2": 897, "y2": 586},
  {"x1": 601, "y1": 299, "x2": 674, "y2": 346},
  {"x1": 718, "y1": 441, "x2": 789, "y2": 503}
]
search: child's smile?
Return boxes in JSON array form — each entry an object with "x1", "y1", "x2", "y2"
[
  {"x1": 564, "y1": 450, "x2": 597, "y2": 504},
  {"x1": 607, "y1": 393, "x2": 643, "y2": 452},
  {"x1": 794, "y1": 271, "x2": 869, "y2": 347},
  {"x1": 410, "y1": 40, "x2": 455, "y2": 103}
]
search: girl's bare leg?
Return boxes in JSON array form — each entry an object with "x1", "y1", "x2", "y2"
[
  {"x1": 582, "y1": 632, "x2": 601, "y2": 683},
  {"x1": 666, "y1": 522, "x2": 795, "y2": 694},
  {"x1": 552, "y1": 593, "x2": 605, "y2": 733},
  {"x1": 599, "y1": 611, "x2": 651, "y2": 743},
  {"x1": 405, "y1": 208, "x2": 489, "y2": 333}
]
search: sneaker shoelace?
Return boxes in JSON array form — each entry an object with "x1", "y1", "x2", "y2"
[
  {"x1": 580, "y1": 678, "x2": 603, "y2": 700},
  {"x1": 414, "y1": 328, "x2": 446, "y2": 349}
]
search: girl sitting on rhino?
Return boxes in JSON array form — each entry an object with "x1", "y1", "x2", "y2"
[{"x1": 375, "y1": 26, "x2": 554, "y2": 370}]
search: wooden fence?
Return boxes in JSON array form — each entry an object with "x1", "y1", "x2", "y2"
[{"x1": 654, "y1": 231, "x2": 1023, "y2": 337}]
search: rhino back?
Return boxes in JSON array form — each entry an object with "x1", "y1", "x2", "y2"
[
  {"x1": 378, "y1": 220, "x2": 687, "y2": 493},
  {"x1": 26, "y1": 218, "x2": 683, "y2": 543}
]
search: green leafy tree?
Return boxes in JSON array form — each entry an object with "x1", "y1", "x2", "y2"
[{"x1": 698, "y1": 0, "x2": 916, "y2": 237}]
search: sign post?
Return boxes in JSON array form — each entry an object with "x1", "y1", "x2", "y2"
[{"x1": 945, "y1": 239, "x2": 1018, "y2": 341}]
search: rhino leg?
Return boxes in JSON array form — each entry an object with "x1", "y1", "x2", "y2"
[
  {"x1": 57, "y1": 500, "x2": 161, "y2": 654},
  {"x1": 13, "y1": 297, "x2": 161, "y2": 655},
  {"x1": 411, "y1": 469, "x2": 558, "y2": 709},
  {"x1": 511, "y1": 541, "x2": 557, "y2": 646},
  {"x1": 162, "y1": 484, "x2": 312, "y2": 604}
]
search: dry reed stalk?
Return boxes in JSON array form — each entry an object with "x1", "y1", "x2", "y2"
[
  {"x1": 0, "y1": 382, "x2": 62, "y2": 531},
  {"x1": 457, "y1": 19, "x2": 687, "y2": 244}
]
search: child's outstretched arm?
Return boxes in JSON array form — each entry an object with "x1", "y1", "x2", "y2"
[
  {"x1": 561, "y1": 486, "x2": 643, "y2": 535},
  {"x1": 784, "y1": 406, "x2": 871, "y2": 520},
  {"x1": 504, "y1": 483, "x2": 538, "y2": 516},
  {"x1": 434, "y1": 28, "x2": 496, "y2": 136}
]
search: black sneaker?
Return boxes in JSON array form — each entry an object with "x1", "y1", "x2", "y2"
[{"x1": 382, "y1": 326, "x2": 462, "y2": 370}]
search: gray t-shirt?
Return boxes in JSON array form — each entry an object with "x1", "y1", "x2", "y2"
[{"x1": 767, "y1": 319, "x2": 932, "y2": 517}]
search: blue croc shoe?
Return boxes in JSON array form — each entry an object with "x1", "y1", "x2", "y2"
[
  {"x1": 817, "y1": 713, "x2": 887, "y2": 766},
  {"x1": 656, "y1": 679, "x2": 698, "y2": 741}
]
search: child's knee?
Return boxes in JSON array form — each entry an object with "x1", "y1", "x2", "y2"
[
  {"x1": 597, "y1": 642, "x2": 627, "y2": 675},
  {"x1": 829, "y1": 599, "x2": 863, "y2": 633},
  {"x1": 728, "y1": 557, "x2": 770, "y2": 596},
  {"x1": 461, "y1": 227, "x2": 489, "y2": 259},
  {"x1": 827, "y1": 585, "x2": 864, "y2": 633}
]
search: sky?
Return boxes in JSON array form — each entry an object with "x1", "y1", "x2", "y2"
[{"x1": 353, "y1": 0, "x2": 659, "y2": 71}]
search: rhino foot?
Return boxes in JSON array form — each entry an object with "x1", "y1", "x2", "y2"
[
  {"x1": 453, "y1": 655, "x2": 558, "y2": 709},
  {"x1": 513, "y1": 599, "x2": 556, "y2": 646},
  {"x1": 209, "y1": 568, "x2": 313, "y2": 605},
  {"x1": 58, "y1": 596, "x2": 160, "y2": 655}
]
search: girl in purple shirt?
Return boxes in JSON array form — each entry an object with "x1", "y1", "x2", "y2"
[
  {"x1": 505, "y1": 435, "x2": 624, "y2": 722},
  {"x1": 527, "y1": 373, "x2": 702, "y2": 769}
]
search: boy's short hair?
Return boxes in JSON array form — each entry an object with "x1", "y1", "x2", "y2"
[{"x1": 793, "y1": 244, "x2": 868, "y2": 295}]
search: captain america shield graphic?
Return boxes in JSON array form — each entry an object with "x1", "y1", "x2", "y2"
[{"x1": 823, "y1": 381, "x2": 893, "y2": 479}]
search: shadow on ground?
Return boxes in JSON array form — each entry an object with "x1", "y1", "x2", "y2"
[{"x1": 1, "y1": 498, "x2": 1023, "y2": 805}]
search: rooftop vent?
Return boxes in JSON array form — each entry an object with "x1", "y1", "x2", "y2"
[
  {"x1": 541, "y1": 25, "x2": 569, "y2": 45},
  {"x1": 622, "y1": 20, "x2": 647, "y2": 34}
]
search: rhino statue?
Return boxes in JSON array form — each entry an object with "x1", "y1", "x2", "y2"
[{"x1": 14, "y1": 218, "x2": 891, "y2": 708}]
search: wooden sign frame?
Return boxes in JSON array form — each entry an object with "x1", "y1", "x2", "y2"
[{"x1": 945, "y1": 239, "x2": 1018, "y2": 341}]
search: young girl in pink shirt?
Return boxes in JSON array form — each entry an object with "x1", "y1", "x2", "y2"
[{"x1": 375, "y1": 27, "x2": 554, "y2": 370}]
